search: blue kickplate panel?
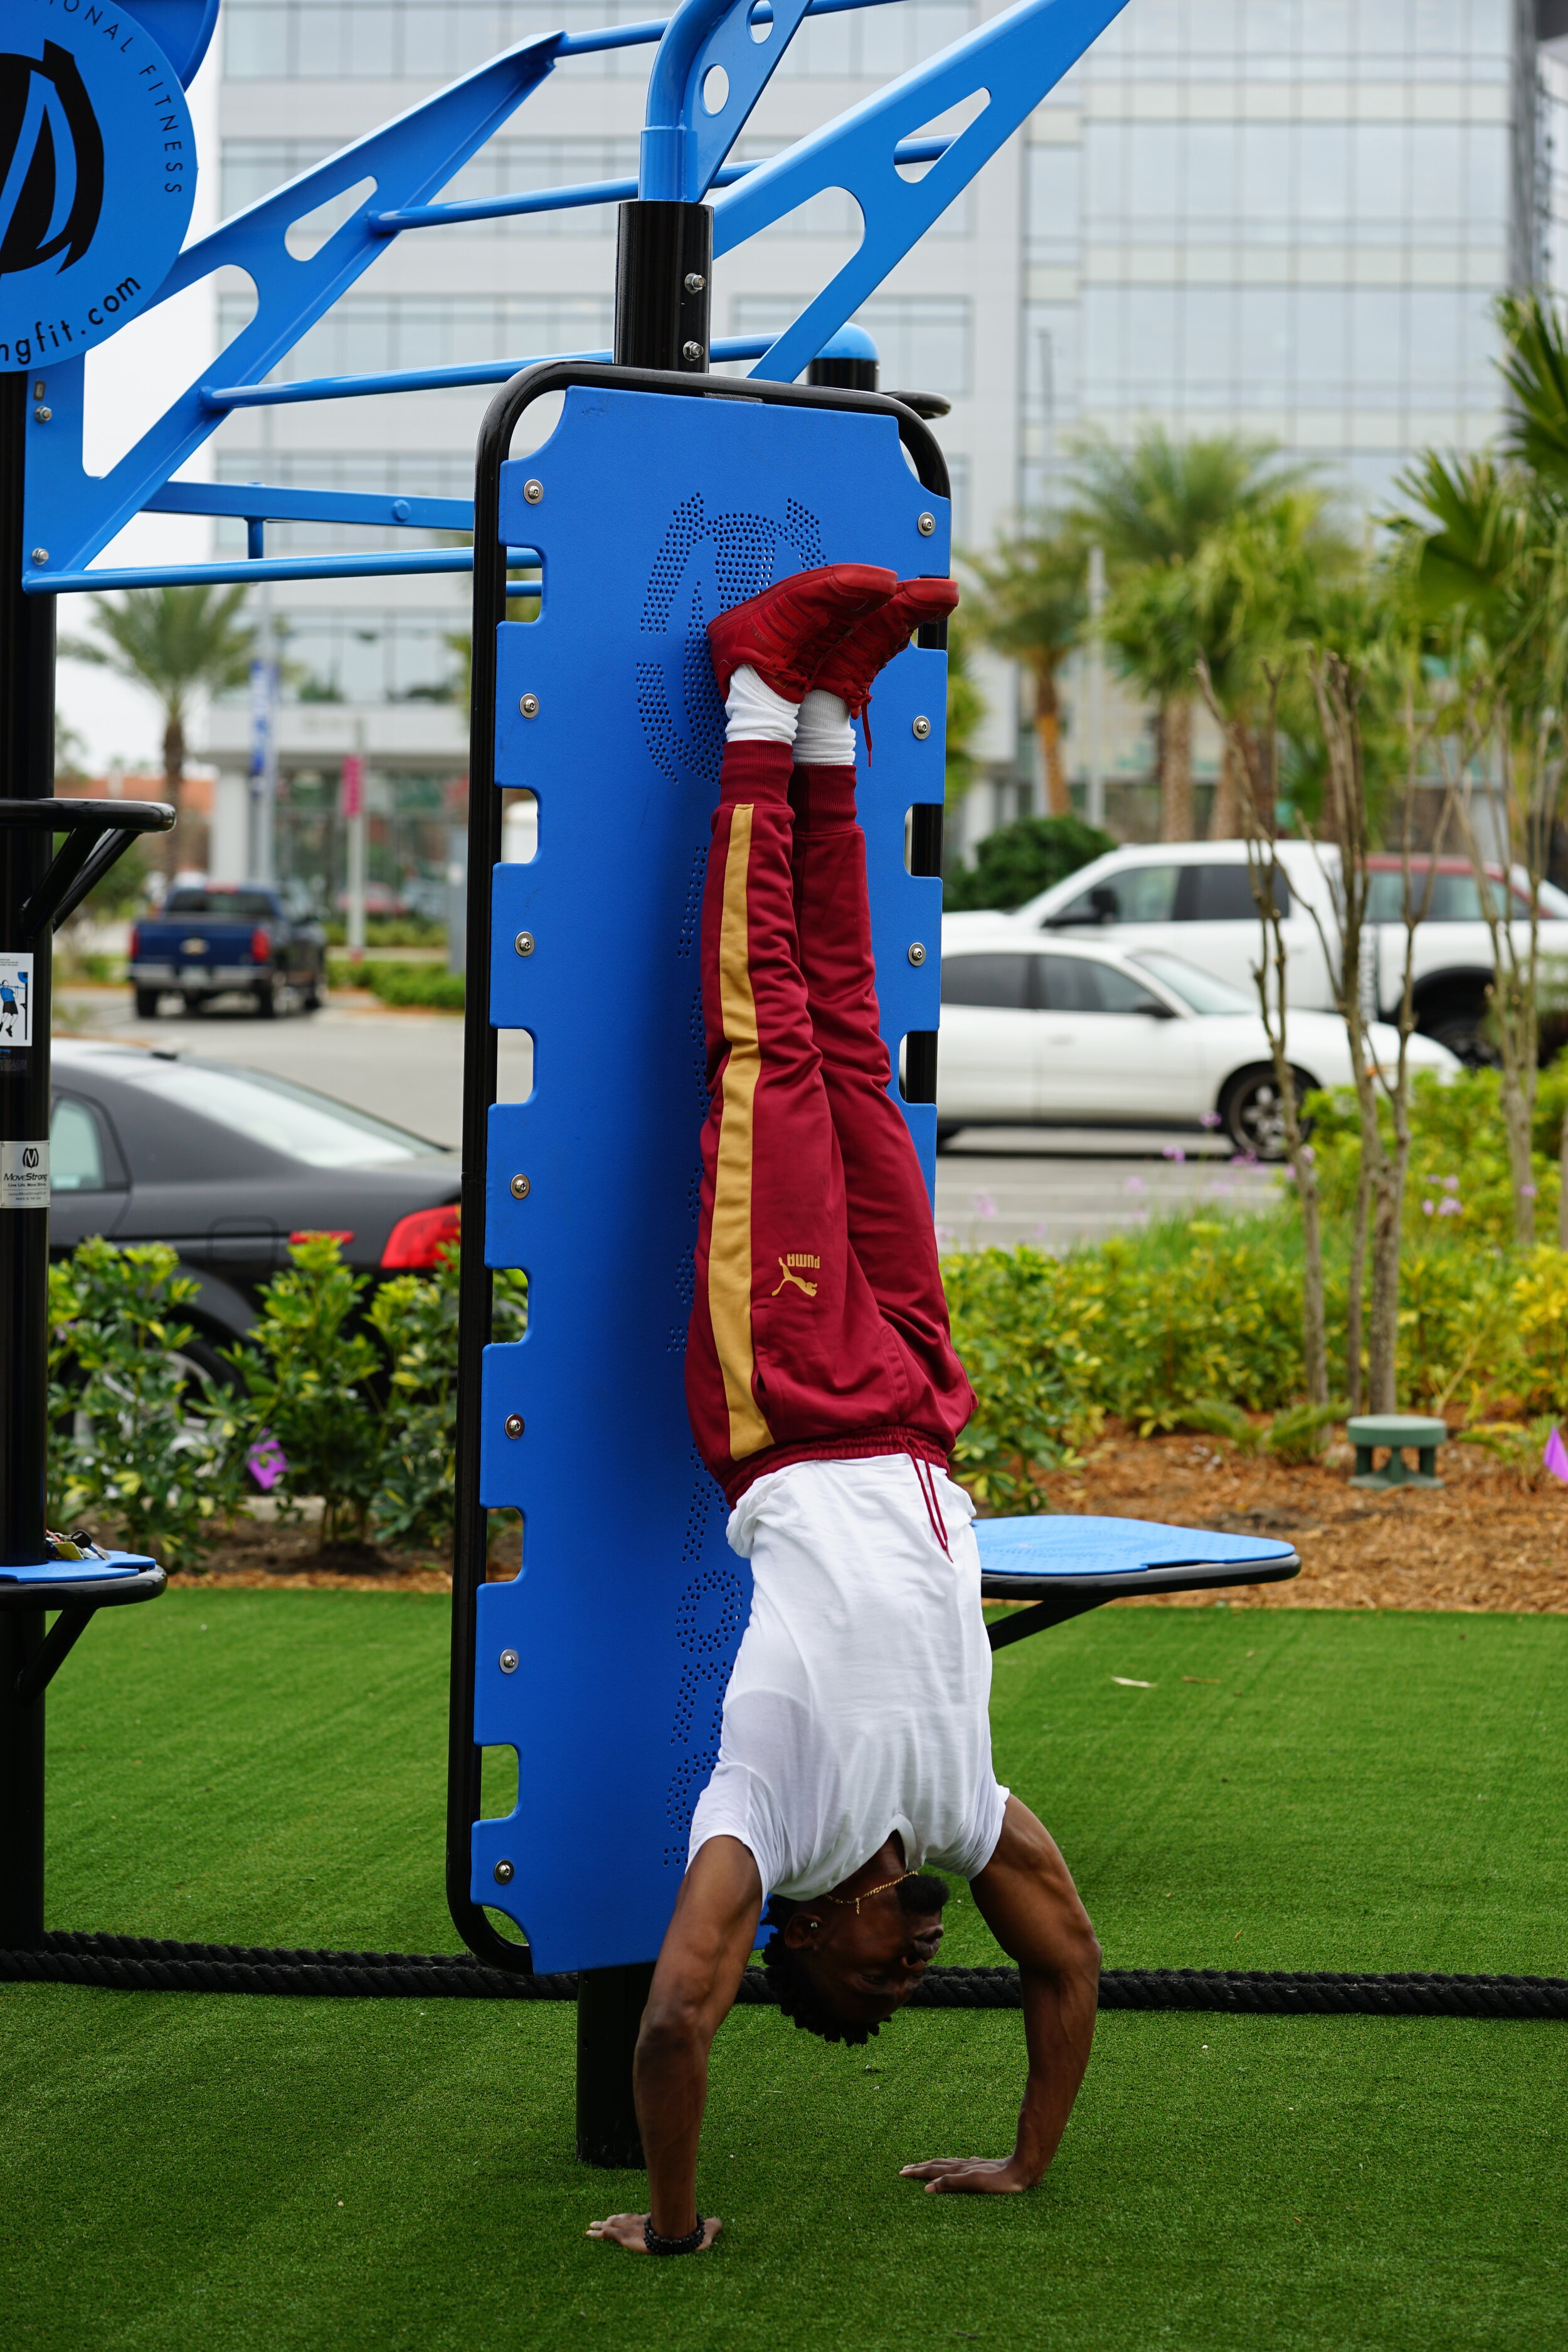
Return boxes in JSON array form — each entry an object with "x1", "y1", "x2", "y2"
[
  {"x1": 975, "y1": 1515, "x2": 1298, "y2": 1579},
  {"x1": 473, "y1": 386, "x2": 948, "y2": 1974}
]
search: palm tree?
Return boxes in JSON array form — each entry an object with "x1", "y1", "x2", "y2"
[
  {"x1": 61, "y1": 585, "x2": 254, "y2": 874},
  {"x1": 1067, "y1": 426, "x2": 1305, "y2": 839},
  {"x1": 967, "y1": 526, "x2": 1085, "y2": 815}
]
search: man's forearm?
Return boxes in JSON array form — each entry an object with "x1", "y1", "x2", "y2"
[
  {"x1": 1010, "y1": 1954, "x2": 1100, "y2": 2183},
  {"x1": 634, "y1": 2011, "x2": 715, "y2": 2237}
]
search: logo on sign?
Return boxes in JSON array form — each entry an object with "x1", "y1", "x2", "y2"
[
  {"x1": 0, "y1": 5, "x2": 196, "y2": 373},
  {"x1": 0, "y1": 43, "x2": 104, "y2": 277}
]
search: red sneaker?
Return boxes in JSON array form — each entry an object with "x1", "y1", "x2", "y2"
[
  {"x1": 811, "y1": 576, "x2": 961, "y2": 728},
  {"x1": 707, "y1": 563, "x2": 896, "y2": 704}
]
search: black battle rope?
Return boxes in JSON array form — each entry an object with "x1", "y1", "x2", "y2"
[{"x1": 2, "y1": 1934, "x2": 1563, "y2": 2018}]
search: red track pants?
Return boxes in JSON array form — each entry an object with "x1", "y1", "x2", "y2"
[{"x1": 685, "y1": 740, "x2": 975, "y2": 1505}]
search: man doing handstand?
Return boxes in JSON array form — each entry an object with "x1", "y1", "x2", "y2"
[{"x1": 589, "y1": 564, "x2": 1101, "y2": 2257}]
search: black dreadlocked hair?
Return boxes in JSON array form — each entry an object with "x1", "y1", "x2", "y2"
[{"x1": 760, "y1": 1874, "x2": 951, "y2": 2047}]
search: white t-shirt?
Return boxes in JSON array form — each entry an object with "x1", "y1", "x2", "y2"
[{"x1": 687, "y1": 1454, "x2": 1009, "y2": 1899}]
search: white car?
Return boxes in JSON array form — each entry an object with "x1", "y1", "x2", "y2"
[
  {"x1": 936, "y1": 931, "x2": 1459, "y2": 1155},
  {"x1": 944, "y1": 840, "x2": 1568, "y2": 1068}
]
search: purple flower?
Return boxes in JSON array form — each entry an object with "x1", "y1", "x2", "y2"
[
  {"x1": 1199, "y1": 1111, "x2": 1222, "y2": 1130},
  {"x1": 1124, "y1": 1176, "x2": 1147, "y2": 1194},
  {"x1": 1301, "y1": 1145, "x2": 1316, "y2": 1163},
  {"x1": 1162, "y1": 1145, "x2": 1187, "y2": 1163},
  {"x1": 1522, "y1": 1184, "x2": 1539, "y2": 1200},
  {"x1": 935, "y1": 1224, "x2": 956, "y2": 1249},
  {"x1": 1438, "y1": 1197, "x2": 1462, "y2": 1216},
  {"x1": 1441, "y1": 1175, "x2": 1459, "y2": 1192},
  {"x1": 1422, "y1": 1199, "x2": 1436, "y2": 1216},
  {"x1": 972, "y1": 1191, "x2": 998, "y2": 1220},
  {"x1": 246, "y1": 1430, "x2": 288, "y2": 1493}
]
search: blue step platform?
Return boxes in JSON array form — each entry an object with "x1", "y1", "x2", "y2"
[
  {"x1": 975, "y1": 1515, "x2": 1300, "y2": 1650},
  {"x1": 0, "y1": 1548, "x2": 156, "y2": 1587}
]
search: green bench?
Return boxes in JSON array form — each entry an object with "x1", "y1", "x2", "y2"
[{"x1": 1347, "y1": 1413, "x2": 1447, "y2": 1490}]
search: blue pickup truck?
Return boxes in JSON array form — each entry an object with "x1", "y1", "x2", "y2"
[{"x1": 129, "y1": 882, "x2": 327, "y2": 1019}]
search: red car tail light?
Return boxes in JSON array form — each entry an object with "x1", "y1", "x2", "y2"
[
  {"x1": 250, "y1": 926, "x2": 271, "y2": 961},
  {"x1": 381, "y1": 1205, "x2": 460, "y2": 1269},
  {"x1": 128, "y1": 923, "x2": 140, "y2": 959}
]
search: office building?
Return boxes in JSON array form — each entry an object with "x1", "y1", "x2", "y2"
[{"x1": 201, "y1": 0, "x2": 1560, "y2": 874}]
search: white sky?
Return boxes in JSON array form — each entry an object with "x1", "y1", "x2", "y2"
[{"x1": 55, "y1": 45, "x2": 221, "y2": 774}]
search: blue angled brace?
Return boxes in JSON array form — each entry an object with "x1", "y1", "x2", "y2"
[
  {"x1": 712, "y1": 0, "x2": 1128, "y2": 384},
  {"x1": 25, "y1": 37, "x2": 566, "y2": 580}
]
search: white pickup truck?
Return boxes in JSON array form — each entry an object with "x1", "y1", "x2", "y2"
[{"x1": 945, "y1": 839, "x2": 1568, "y2": 1066}]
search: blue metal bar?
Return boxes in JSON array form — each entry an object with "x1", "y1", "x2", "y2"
[
  {"x1": 554, "y1": 16, "x2": 667, "y2": 50},
  {"x1": 369, "y1": 135, "x2": 948, "y2": 234},
  {"x1": 30, "y1": 550, "x2": 543, "y2": 596},
  {"x1": 715, "y1": 0, "x2": 1130, "y2": 383},
  {"x1": 246, "y1": 518, "x2": 265, "y2": 561},
  {"x1": 146, "y1": 482, "x2": 477, "y2": 532},
  {"x1": 26, "y1": 36, "x2": 566, "y2": 580},
  {"x1": 554, "y1": 0, "x2": 903, "y2": 49},
  {"x1": 201, "y1": 337, "x2": 777, "y2": 413}
]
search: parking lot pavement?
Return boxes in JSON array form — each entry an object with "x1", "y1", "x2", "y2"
[
  {"x1": 935, "y1": 1127, "x2": 1280, "y2": 1252},
  {"x1": 58, "y1": 990, "x2": 532, "y2": 1150},
  {"x1": 58, "y1": 993, "x2": 1280, "y2": 1242}
]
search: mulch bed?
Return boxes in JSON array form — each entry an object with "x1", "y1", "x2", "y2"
[
  {"x1": 167, "y1": 1435, "x2": 1568, "y2": 1611},
  {"x1": 1036, "y1": 1429, "x2": 1568, "y2": 1614}
]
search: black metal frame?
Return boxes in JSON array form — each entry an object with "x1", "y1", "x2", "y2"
[
  {"x1": 447, "y1": 356, "x2": 953, "y2": 1981},
  {"x1": 983, "y1": 1551, "x2": 1303, "y2": 1651},
  {"x1": 0, "y1": 370, "x2": 175, "y2": 1953}
]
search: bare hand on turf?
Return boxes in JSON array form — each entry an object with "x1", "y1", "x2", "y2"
[
  {"x1": 586, "y1": 2213, "x2": 723, "y2": 2252},
  {"x1": 900, "y1": 2157, "x2": 1035, "y2": 2195}
]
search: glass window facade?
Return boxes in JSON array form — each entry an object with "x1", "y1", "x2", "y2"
[
  {"x1": 223, "y1": 137, "x2": 644, "y2": 235},
  {"x1": 223, "y1": 0, "x2": 973, "y2": 82},
  {"x1": 731, "y1": 295, "x2": 972, "y2": 396},
  {"x1": 1022, "y1": 0, "x2": 1523, "y2": 512},
  {"x1": 216, "y1": 294, "x2": 613, "y2": 380}
]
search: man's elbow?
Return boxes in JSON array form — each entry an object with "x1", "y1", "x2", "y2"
[
  {"x1": 636, "y1": 1996, "x2": 710, "y2": 2067},
  {"x1": 1025, "y1": 1919, "x2": 1101, "y2": 1998}
]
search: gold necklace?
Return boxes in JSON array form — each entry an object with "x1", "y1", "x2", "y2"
[{"x1": 818, "y1": 1870, "x2": 915, "y2": 1917}]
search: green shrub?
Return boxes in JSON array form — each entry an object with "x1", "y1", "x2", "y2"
[
  {"x1": 368, "y1": 1247, "x2": 527, "y2": 1550},
  {"x1": 943, "y1": 814, "x2": 1114, "y2": 913},
  {"x1": 323, "y1": 918, "x2": 446, "y2": 948},
  {"x1": 329, "y1": 957, "x2": 465, "y2": 1010},
  {"x1": 225, "y1": 1234, "x2": 384, "y2": 1547},
  {"x1": 48, "y1": 1239, "x2": 246, "y2": 1569}
]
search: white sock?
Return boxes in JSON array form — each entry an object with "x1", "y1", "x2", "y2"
[
  {"x1": 793, "y1": 687, "x2": 856, "y2": 768},
  {"x1": 724, "y1": 663, "x2": 800, "y2": 746}
]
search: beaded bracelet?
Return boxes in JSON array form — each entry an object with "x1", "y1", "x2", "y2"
[{"x1": 644, "y1": 2215, "x2": 706, "y2": 2257}]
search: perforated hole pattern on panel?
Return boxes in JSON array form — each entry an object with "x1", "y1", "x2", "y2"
[
  {"x1": 665, "y1": 1540, "x2": 746, "y2": 1865},
  {"x1": 636, "y1": 492, "x2": 825, "y2": 787}
]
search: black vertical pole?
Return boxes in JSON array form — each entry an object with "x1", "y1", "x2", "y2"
[
  {"x1": 564, "y1": 196, "x2": 716, "y2": 2171},
  {"x1": 808, "y1": 352, "x2": 946, "y2": 1100},
  {"x1": 0, "y1": 370, "x2": 58, "y2": 1949}
]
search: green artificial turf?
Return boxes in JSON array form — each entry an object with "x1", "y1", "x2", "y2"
[{"x1": 3, "y1": 1593, "x2": 1564, "y2": 2352}]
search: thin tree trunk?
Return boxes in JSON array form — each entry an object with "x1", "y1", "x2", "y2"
[
  {"x1": 1160, "y1": 696, "x2": 1194, "y2": 842},
  {"x1": 1502, "y1": 1074, "x2": 1537, "y2": 1248},
  {"x1": 1345, "y1": 1153, "x2": 1370, "y2": 1413},
  {"x1": 1559, "y1": 1104, "x2": 1568, "y2": 1249},
  {"x1": 1209, "y1": 735, "x2": 1243, "y2": 839},
  {"x1": 162, "y1": 714, "x2": 184, "y2": 878},
  {"x1": 1367, "y1": 1138, "x2": 1409, "y2": 1413},
  {"x1": 1035, "y1": 660, "x2": 1070, "y2": 816}
]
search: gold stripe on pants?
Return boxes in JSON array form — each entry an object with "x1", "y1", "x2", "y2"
[{"x1": 709, "y1": 803, "x2": 774, "y2": 1460}]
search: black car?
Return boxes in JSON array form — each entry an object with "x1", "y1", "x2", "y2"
[{"x1": 50, "y1": 1041, "x2": 461, "y2": 1377}]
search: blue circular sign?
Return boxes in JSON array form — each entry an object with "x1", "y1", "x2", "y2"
[{"x1": 0, "y1": 1, "x2": 196, "y2": 371}]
